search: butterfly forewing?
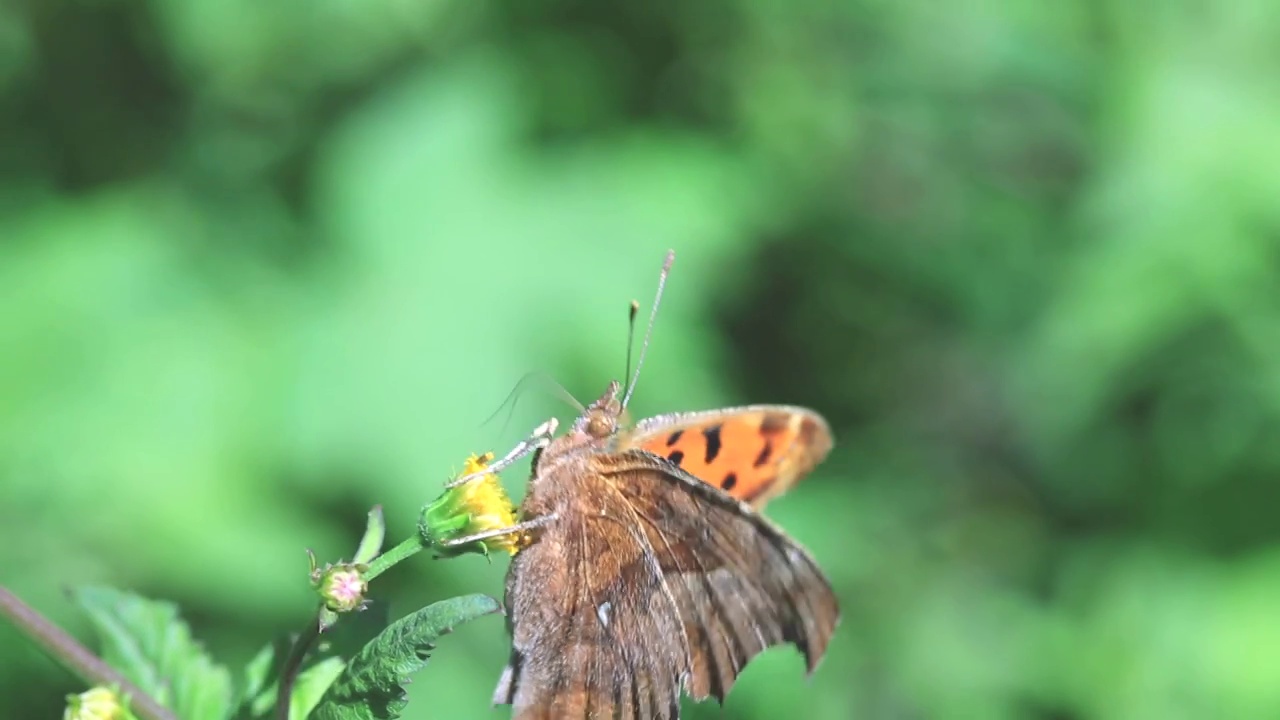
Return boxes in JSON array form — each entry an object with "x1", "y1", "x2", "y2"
[{"x1": 622, "y1": 406, "x2": 833, "y2": 509}]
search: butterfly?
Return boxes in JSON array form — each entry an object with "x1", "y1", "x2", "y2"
[{"x1": 454, "y1": 250, "x2": 839, "y2": 719}]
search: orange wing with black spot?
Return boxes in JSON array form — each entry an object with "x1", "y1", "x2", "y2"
[{"x1": 619, "y1": 406, "x2": 833, "y2": 509}]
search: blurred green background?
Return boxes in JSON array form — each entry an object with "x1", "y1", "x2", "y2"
[{"x1": 4, "y1": 0, "x2": 1280, "y2": 718}]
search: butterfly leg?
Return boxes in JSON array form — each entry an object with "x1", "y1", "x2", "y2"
[
  {"x1": 438, "y1": 513, "x2": 558, "y2": 549},
  {"x1": 446, "y1": 418, "x2": 561, "y2": 489}
]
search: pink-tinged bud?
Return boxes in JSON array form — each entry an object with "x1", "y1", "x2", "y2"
[{"x1": 309, "y1": 556, "x2": 370, "y2": 614}]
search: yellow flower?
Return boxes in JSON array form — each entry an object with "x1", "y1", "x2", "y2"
[
  {"x1": 421, "y1": 453, "x2": 525, "y2": 557},
  {"x1": 64, "y1": 686, "x2": 127, "y2": 720}
]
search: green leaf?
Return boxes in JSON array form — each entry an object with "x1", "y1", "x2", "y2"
[
  {"x1": 72, "y1": 585, "x2": 235, "y2": 720},
  {"x1": 241, "y1": 643, "x2": 277, "y2": 708},
  {"x1": 238, "y1": 640, "x2": 289, "y2": 719},
  {"x1": 353, "y1": 506, "x2": 386, "y2": 565},
  {"x1": 235, "y1": 641, "x2": 342, "y2": 720},
  {"x1": 291, "y1": 657, "x2": 346, "y2": 719},
  {"x1": 312, "y1": 594, "x2": 502, "y2": 720}
]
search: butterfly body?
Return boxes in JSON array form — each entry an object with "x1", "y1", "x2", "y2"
[{"x1": 494, "y1": 380, "x2": 839, "y2": 720}]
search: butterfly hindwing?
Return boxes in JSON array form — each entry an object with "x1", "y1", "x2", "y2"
[
  {"x1": 608, "y1": 450, "x2": 839, "y2": 700},
  {"x1": 495, "y1": 447, "x2": 839, "y2": 719},
  {"x1": 621, "y1": 406, "x2": 833, "y2": 509}
]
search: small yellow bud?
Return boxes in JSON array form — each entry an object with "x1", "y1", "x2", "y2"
[{"x1": 64, "y1": 686, "x2": 126, "y2": 720}]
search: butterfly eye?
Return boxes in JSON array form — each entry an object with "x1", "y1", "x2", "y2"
[{"x1": 586, "y1": 412, "x2": 615, "y2": 438}]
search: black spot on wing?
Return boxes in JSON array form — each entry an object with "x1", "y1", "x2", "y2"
[
  {"x1": 753, "y1": 441, "x2": 774, "y2": 468},
  {"x1": 668, "y1": 450, "x2": 685, "y2": 466},
  {"x1": 702, "y1": 424, "x2": 723, "y2": 464},
  {"x1": 759, "y1": 413, "x2": 790, "y2": 435},
  {"x1": 722, "y1": 472, "x2": 738, "y2": 490},
  {"x1": 666, "y1": 430, "x2": 684, "y2": 446}
]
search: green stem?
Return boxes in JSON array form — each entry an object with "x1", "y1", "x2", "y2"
[
  {"x1": 363, "y1": 535, "x2": 426, "y2": 582},
  {"x1": 274, "y1": 618, "x2": 321, "y2": 720},
  {"x1": 0, "y1": 586, "x2": 176, "y2": 720}
]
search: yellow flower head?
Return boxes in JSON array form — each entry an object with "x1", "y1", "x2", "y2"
[
  {"x1": 421, "y1": 453, "x2": 526, "y2": 557},
  {"x1": 64, "y1": 686, "x2": 127, "y2": 720}
]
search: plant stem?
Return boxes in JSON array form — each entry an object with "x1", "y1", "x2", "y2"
[
  {"x1": 0, "y1": 586, "x2": 176, "y2": 720},
  {"x1": 274, "y1": 618, "x2": 321, "y2": 720},
  {"x1": 363, "y1": 535, "x2": 425, "y2": 582}
]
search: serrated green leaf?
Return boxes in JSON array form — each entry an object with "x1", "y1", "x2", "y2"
[
  {"x1": 312, "y1": 594, "x2": 501, "y2": 720},
  {"x1": 72, "y1": 585, "x2": 234, "y2": 720}
]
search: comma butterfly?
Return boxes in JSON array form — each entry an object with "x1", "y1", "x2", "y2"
[{"x1": 448, "y1": 250, "x2": 838, "y2": 719}]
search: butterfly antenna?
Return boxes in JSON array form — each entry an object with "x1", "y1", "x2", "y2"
[
  {"x1": 543, "y1": 375, "x2": 587, "y2": 415},
  {"x1": 480, "y1": 371, "x2": 585, "y2": 436},
  {"x1": 622, "y1": 299, "x2": 640, "y2": 398},
  {"x1": 621, "y1": 249, "x2": 675, "y2": 409}
]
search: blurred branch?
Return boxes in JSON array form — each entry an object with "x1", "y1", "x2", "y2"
[{"x1": 0, "y1": 586, "x2": 176, "y2": 720}]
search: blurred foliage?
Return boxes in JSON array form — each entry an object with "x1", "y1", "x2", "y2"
[{"x1": 3, "y1": 0, "x2": 1280, "y2": 718}]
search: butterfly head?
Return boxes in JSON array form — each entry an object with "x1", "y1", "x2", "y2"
[{"x1": 577, "y1": 380, "x2": 624, "y2": 439}]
